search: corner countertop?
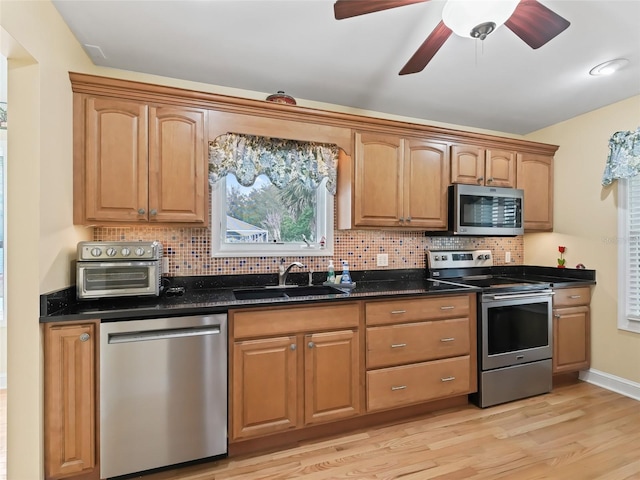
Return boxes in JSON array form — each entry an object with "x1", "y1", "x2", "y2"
[{"x1": 40, "y1": 266, "x2": 596, "y2": 323}]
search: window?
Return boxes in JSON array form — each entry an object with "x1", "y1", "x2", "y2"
[
  {"x1": 618, "y1": 177, "x2": 640, "y2": 333},
  {"x1": 211, "y1": 174, "x2": 333, "y2": 257},
  {"x1": 208, "y1": 133, "x2": 338, "y2": 258}
]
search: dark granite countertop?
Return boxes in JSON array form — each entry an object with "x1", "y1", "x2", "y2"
[{"x1": 40, "y1": 266, "x2": 595, "y2": 323}]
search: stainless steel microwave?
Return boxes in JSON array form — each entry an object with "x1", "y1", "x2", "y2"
[{"x1": 448, "y1": 184, "x2": 524, "y2": 236}]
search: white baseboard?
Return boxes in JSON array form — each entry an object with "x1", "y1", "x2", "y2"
[{"x1": 579, "y1": 368, "x2": 640, "y2": 401}]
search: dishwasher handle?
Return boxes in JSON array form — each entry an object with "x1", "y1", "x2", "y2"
[{"x1": 108, "y1": 325, "x2": 221, "y2": 344}]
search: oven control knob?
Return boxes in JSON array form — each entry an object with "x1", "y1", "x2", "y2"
[
  {"x1": 121, "y1": 247, "x2": 131, "y2": 257},
  {"x1": 441, "y1": 255, "x2": 448, "y2": 261},
  {"x1": 135, "y1": 247, "x2": 146, "y2": 256},
  {"x1": 106, "y1": 248, "x2": 117, "y2": 257},
  {"x1": 434, "y1": 255, "x2": 440, "y2": 261},
  {"x1": 485, "y1": 254, "x2": 491, "y2": 260},
  {"x1": 90, "y1": 247, "x2": 102, "y2": 257}
]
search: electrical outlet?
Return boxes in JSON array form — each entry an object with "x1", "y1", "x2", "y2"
[
  {"x1": 377, "y1": 253, "x2": 389, "y2": 267},
  {"x1": 162, "y1": 257, "x2": 169, "y2": 274},
  {"x1": 505, "y1": 251, "x2": 511, "y2": 263}
]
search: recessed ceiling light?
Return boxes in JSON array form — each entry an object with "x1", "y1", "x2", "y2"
[{"x1": 589, "y1": 58, "x2": 629, "y2": 76}]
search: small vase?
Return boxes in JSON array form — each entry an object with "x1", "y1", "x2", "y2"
[{"x1": 557, "y1": 264, "x2": 566, "y2": 268}]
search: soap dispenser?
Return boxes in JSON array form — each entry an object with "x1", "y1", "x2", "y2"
[
  {"x1": 327, "y1": 260, "x2": 336, "y2": 283},
  {"x1": 340, "y1": 261, "x2": 352, "y2": 284}
]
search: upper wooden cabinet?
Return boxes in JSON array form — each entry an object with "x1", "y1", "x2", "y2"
[
  {"x1": 74, "y1": 95, "x2": 208, "y2": 225},
  {"x1": 451, "y1": 144, "x2": 516, "y2": 187},
  {"x1": 517, "y1": 153, "x2": 554, "y2": 231},
  {"x1": 338, "y1": 131, "x2": 449, "y2": 230}
]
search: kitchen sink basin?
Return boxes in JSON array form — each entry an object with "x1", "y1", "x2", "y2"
[{"x1": 233, "y1": 285, "x2": 345, "y2": 301}]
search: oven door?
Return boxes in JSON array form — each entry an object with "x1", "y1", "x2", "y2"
[
  {"x1": 480, "y1": 290, "x2": 553, "y2": 371},
  {"x1": 77, "y1": 261, "x2": 160, "y2": 299}
]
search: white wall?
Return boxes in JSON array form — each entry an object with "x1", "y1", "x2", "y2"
[{"x1": 525, "y1": 95, "x2": 640, "y2": 384}]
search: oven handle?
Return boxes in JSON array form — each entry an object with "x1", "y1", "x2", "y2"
[{"x1": 485, "y1": 291, "x2": 554, "y2": 301}]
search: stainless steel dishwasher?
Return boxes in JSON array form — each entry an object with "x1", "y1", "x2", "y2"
[{"x1": 100, "y1": 314, "x2": 227, "y2": 479}]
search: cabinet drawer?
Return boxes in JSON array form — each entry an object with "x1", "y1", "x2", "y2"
[
  {"x1": 232, "y1": 303, "x2": 360, "y2": 338},
  {"x1": 553, "y1": 286, "x2": 591, "y2": 307},
  {"x1": 365, "y1": 295, "x2": 470, "y2": 326},
  {"x1": 366, "y1": 356, "x2": 470, "y2": 411},
  {"x1": 367, "y1": 318, "x2": 469, "y2": 368}
]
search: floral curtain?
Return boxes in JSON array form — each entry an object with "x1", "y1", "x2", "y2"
[
  {"x1": 208, "y1": 133, "x2": 339, "y2": 195},
  {"x1": 601, "y1": 127, "x2": 640, "y2": 186}
]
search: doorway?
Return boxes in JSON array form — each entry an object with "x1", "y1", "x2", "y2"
[{"x1": 0, "y1": 52, "x2": 7, "y2": 480}]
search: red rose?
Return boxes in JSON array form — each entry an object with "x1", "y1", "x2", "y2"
[{"x1": 558, "y1": 246, "x2": 566, "y2": 253}]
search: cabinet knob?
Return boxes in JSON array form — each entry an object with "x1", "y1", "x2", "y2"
[
  {"x1": 399, "y1": 217, "x2": 405, "y2": 223},
  {"x1": 441, "y1": 376, "x2": 456, "y2": 382},
  {"x1": 150, "y1": 209, "x2": 157, "y2": 216},
  {"x1": 554, "y1": 313, "x2": 561, "y2": 318},
  {"x1": 440, "y1": 337, "x2": 455, "y2": 343},
  {"x1": 477, "y1": 176, "x2": 484, "y2": 183},
  {"x1": 487, "y1": 177, "x2": 494, "y2": 183},
  {"x1": 391, "y1": 385, "x2": 407, "y2": 391},
  {"x1": 138, "y1": 208, "x2": 146, "y2": 215},
  {"x1": 79, "y1": 333, "x2": 90, "y2": 342},
  {"x1": 307, "y1": 342, "x2": 315, "y2": 349},
  {"x1": 406, "y1": 216, "x2": 411, "y2": 222},
  {"x1": 290, "y1": 344, "x2": 297, "y2": 351},
  {"x1": 391, "y1": 343, "x2": 407, "y2": 349}
]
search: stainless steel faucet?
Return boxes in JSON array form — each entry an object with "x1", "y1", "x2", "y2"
[{"x1": 279, "y1": 262, "x2": 305, "y2": 286}]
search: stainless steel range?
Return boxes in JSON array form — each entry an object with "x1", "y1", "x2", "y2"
[{"x1": 427, "y1": 249, "x2": 554, "y2": 408}]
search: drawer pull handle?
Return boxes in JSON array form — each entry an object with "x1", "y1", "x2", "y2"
[
  {"x1": 391, "y1": 310, "x2": 407, "y2": 314},
  {"x1": 391, "y1": 385, "x2": 407, "y2": 391},
  {"x1": 440, "y1": 306, "x2": 455, "y2": 310},
  {"x1": 440, "y1": 337, "x2": 455, "y2": 342},
  {"x1": 569, "y1": 295, "x2": 581, "y2": 299},
  {"x1": 391, "y1": 343, "x2": 407, "y2": 348},
  {"x1": 441, "y1": 376, "x2": 456, "y2": 382}
]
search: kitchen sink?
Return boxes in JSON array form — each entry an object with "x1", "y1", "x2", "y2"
[{"x1": 233, "y1": 285, "x2": 346, "y2": 301}]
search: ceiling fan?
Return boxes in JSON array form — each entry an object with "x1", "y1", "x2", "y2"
[{"x1": 334, "y1": 0, "x2": 570, "y2": 75}]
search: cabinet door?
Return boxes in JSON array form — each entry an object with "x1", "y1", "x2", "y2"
[
  {"x1": 485, "y1": 149, "x2": 516, "y2": 187},
  {"x1": 517, "y1": 153, "x2": 553, "y2": 231},
  {"x1": 553, "y1": 306, "x2": 590, "y2": 374},
  {"x1": 231, "y1": 336, "x2": 298, "y2": 440},
  {"x1": 354, "y1": 132, "x2": 403, "y2": 227},
  {"x1": 450, "y1": 144, "x2": 485, "y2": 185},
  {"x1": 44, "y1": 322, "x2": 97, "y2": 480},
  {"x1": 149, "y1": 106, "x2": 208, "y2": 224},
  {"x1": 404, "y1": 139, "x2": 449, "y2": 229},
  {"x1": 83, "y1": 97, "x2": 148, "y2": 222},
  {"x1": 304, "y1": 330, "x2": 360, "y2": 425}
]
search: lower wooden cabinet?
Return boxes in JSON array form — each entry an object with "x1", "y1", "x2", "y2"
[
  {"x1": 230, "y1": 303, "x2": 361, "y2": 442},
  {"x1": 364, "y1": 294, "x2": 476, "y2": 412},
  {"x1": 553, "y1": 286, "x2": 591, "y2": 374},
  {"x1": 367, "y1": 356, "x2": 471, "y2": 411},
  {"x1": 43, "y1": 321, "x2": 98, "y2": 480}
]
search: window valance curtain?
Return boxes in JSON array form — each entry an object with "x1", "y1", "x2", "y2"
[
  {"x1": 601, "y1": 127, "x2": 640, "y2": 186},
  {"x1": 208, "y1": 133, "x2": 339, "y2": 195}
]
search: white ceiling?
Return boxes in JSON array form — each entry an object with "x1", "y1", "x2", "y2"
[{"x1": 52, "y1": 0, "x2": 640, "y2": 135}]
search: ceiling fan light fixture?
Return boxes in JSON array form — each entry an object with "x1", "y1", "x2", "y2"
[
  {"x1": 589, "y1": 58, "x2": 629, "y2": 76},
  {"x1": 442, "y1": 0, "x2": 519, "y2": 39}
]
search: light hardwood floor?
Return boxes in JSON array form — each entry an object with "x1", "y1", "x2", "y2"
[{"x1": 146, "y1": 381, "x2": 640, "y2": 480}]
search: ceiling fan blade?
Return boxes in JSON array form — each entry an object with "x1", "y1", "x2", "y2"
[
  {"x1": 334, "y1": 0, "x2": 430, "y2": 20},
  {"x1": 399, "y1": 21, "x2": 452, "y2": 75},
  {"x1": 505, "y1": 0, "x2": 570, "y2": 49}
]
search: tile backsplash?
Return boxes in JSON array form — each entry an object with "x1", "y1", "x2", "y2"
[{"x1": 94, "y1": 227, "x2": 524, "y2": 276}]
